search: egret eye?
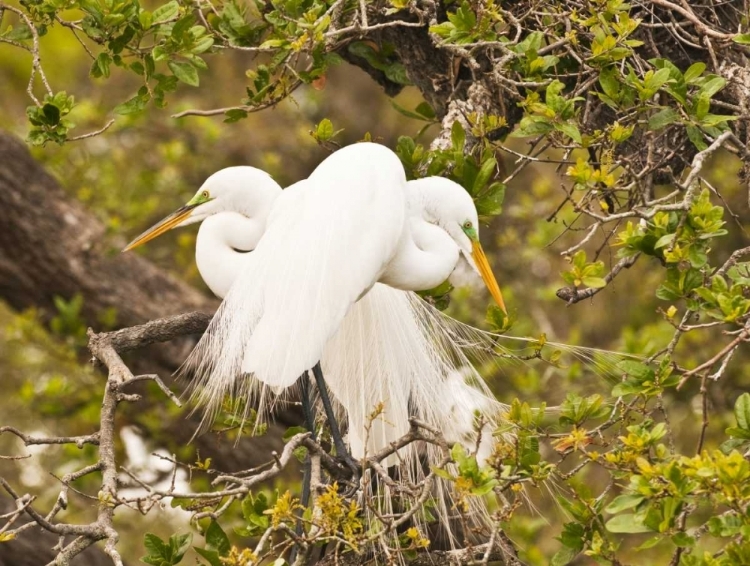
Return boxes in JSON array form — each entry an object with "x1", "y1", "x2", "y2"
[
  {"x1": 463, "y1": 221, "x2": 472, "y2": 229},
  {"x1": 201, "y1": 190, "x2": 209, "y2": 199}
]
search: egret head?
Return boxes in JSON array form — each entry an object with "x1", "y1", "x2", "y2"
[
  {"x1": 412, "y1": 177, "x2": 507, "y2": 314},
  {"x1": 123, "y1": 167, "x2": 281, "y2": 252}
]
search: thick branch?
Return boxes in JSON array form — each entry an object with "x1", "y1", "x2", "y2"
[{"x1": 103, "y1": 311, "x2": 213, "y2": 354}]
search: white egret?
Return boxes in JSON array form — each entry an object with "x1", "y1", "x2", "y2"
[{"x1": 123, "y1": 144, "x2": 627, "y2": 551}]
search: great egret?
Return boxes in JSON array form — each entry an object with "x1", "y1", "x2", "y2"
[{"x1": 123, "y1": 144, "x2": 625, "y2": 550}]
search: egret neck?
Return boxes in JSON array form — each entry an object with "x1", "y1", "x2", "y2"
[{"x1": 196, "y1": 212, "x2": 265, "y2": 298}]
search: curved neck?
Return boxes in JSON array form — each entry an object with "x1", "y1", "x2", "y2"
[
  {"x1": 196, "y1": 212, "x2": 265, "y2": 298},
  {"x1": 381, "y1": 218, "x2": 458, "y2": 291}
]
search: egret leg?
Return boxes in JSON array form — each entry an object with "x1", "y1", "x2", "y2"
[
  {"x1": 311, "y1": 362, "x2": 361, "y2": 493},
  {"x1": 292, "y1": 372, "x2": 315, "y2": 565},
  {"x1": 299, "y1": 372, "x2": 316, "y2": 510},
  {"x1": 300, "y1": 371, "x2": 317, "y2": 439}
]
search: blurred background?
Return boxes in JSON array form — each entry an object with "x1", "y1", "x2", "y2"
[{"x1": 1, "y1": 8, "x2": 748, "y2": 563}]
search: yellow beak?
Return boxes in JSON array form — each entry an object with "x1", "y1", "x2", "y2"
[
  {"x1": 122, "y1": 205, "x2": 195, "y2": 252},
  {"x1": 471, "y1": 240, "x2": 507, "y2": 314}
]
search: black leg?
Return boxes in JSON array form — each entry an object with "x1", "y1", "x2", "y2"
[
  {"x1": 292, "y1": 372, "x2": 316, "y2": 565},
  {"x1": 311, "y1": 362, "x2": 360, "y2": 492},
  {"x1": 300, "y1": 371, "x2": 317, "y2": 441},
  {"x1": 299, "y1": 372, "x2": 316, "y2": 510}
]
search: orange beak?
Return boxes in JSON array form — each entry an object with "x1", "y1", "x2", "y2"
[
  {"x1": 122, "y1": 204, "x2": 195, "y2": 252},
  {"x1": 470, "y1": 240, "x2": 507, "y2": 314}
]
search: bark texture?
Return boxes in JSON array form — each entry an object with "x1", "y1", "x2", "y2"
[{"x1": 0, "y1": 132, "x2": 214, "y2": 347}]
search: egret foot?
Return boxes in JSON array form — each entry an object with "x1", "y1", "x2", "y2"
[
  {"x1": 310, "y1": 362, "x2": 361, "y2": 496},
  {"x1": 337, "y1": 453, "x2": 362, "y2": 498}
]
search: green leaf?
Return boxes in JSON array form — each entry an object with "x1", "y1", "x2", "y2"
[
  {"x1": 476, "y1": 183, "x2": 505, "y2": 216},
  {"x1": 654, "y1": 233, "x2": 676, "y2": 249},
  {"x1": 686, "y1": 125, "x2": 707, "y2": 150},
  {"x1": 551, "y1": 546, "x2": 578, "y2": 566},
  {"x1": 470, "y1": 479, "x2": 499, "y2": 496},
  {"x1": 390, "y1": 100, "x2": 433, "y2": 121},
  {"x1": 142, "y1": 532, "x2": 191, "y2": 566},
  {"x1": 649, "y1": 67, "x2": 672, "y2": 90},
  {"x1": 634, "y1": 536, "x2": 663, "y2": 550},
  {"x1": 27, "y1": 129, "x2": 48, "y2": 146},
  {"x1": 170, "y1": 534, "x2": 192, "y2": 563},
  {"x1": 701, "y1": 113, "x2": 738, "y2": 127},
  {"x1": 671, "y1": 532, "x2": 695, "y2": 547},
  {"x1": 42, "y1": 103, "x2": 60, "y2": 125},
  {"x1": 707, "y1": 513, "x2": 743, "y2": 537},
  {"x1": 694, "y1": 93, "x2": 710, "y2": 119},
  {"x1": 611, "y1": 381, "x2": 642, "y2": 397},
  {"x1": 733, "y1": 33, "x2": 750, "y2": 45},
  {"x1": 581, "y1": 276, "x2": 607, "y2": 288},
  {"x1": 315, "y1": 118, "x2": 334, "y2": 141},
  {"x1": 143, "y1": 533, "x2": 167, "y2": 558},
  {"x1": 605, "y1": 513, "x2": 652, "y2": 533},
  {"x1": 512, "y1": 115, "x2": 553, "y2": 137},
  {"x1": 114, "y1": 93, "x2": 149, "y2": 115},
  {"x1": 648, "y1": 107, "x2": 680, "y2": 131},
  {"x1": 139, "y1": 10, "x2": 153, "y2": 30},
  {"x1": 555, "y1": 122, "x2": 582, "y2": 144},
  {"x1": 473, "y1": 158, "x2": 497, "y2": 193},
  {"x1": 725, "y1": 427, "x2": 750, "y2": 439},
  {"x1": 283, "y1": 425, "x2": 308, "y2": 442},
  {"x1": 451, "y1": 121, "x2": 465, "y2": 151},
  {"x1": 152, "y1": 0, "x2": 179, "y2": 25},
  {"x1": 698, "y1": 76, "x2": 726, "y2": 98},
  {"x1": 347, "y1": 42, "x2": 378, "y2": 65},
  {"x1": 599, "y1": 68, "x2": 620, "y2": 100},
  {"x1": 170, "y1": 497, "x2": 195, "y2": 509},
  {"x1": 192, "y1": 36, "x2": 214, "y2": 54},
  {"x1": 224, "y1": 108, "x2": 248, "y2": 123},
  {"x1": 2, "y1": 23, "x2": 33, "y2": 41},
  {"x1": 605, "y1": 494, "x2": 645, "y2": 514},
  {"x1": 168, "y1": 61, "x2": 199, "y2": 86},
  {"x1": 384, "y1": 63, "x2": 411, "y2": 85},
  {"x1": 415, "y1": 102, "x2": 435, "y2": 120},
  {"x1": 734, "y1": 393, "x2": 750, "y2": 430},
  {"x1": 617, "y1": 360, "x2": 653, "y2": 379},
  {"x1": 431, "y1": 466, "x2": 455, "y2": 480},
  {"x1": 451, "y1": 442, "x2": 468, "y2": 464},
  {"x1": 204, "y1": 521, "x2": 230, "y2": 555},
  {"x1": 486, "y1": 303, "x2": 509, "y2": 331},
  {"x1": 683, "y1": 62, "x2": 706, "y2": 83},
  {"x1": 448, "y1": 2, "x2": 476, "y2": 31}
]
